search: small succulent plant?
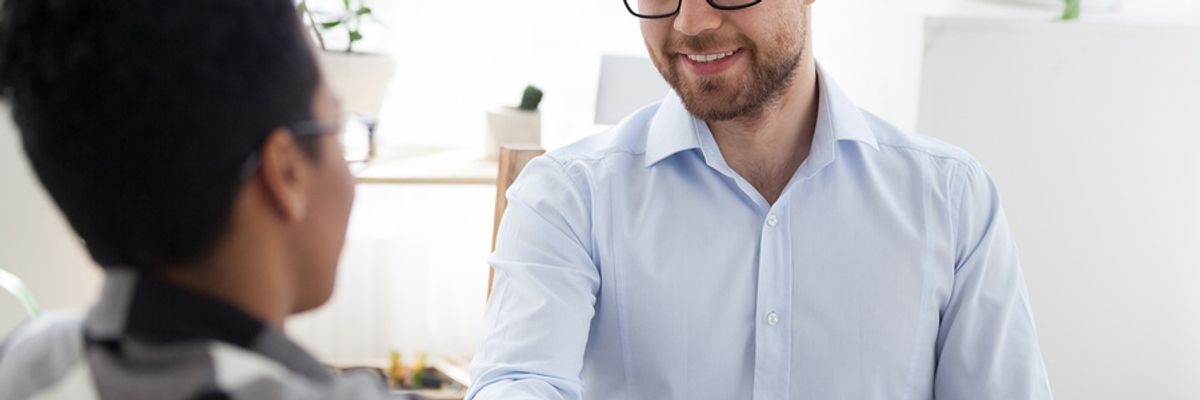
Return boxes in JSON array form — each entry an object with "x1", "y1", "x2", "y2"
[
  {"x1": 298, "y1": 0, "x2": 374, "y2": 52},
  {"x1": 518, "y1": 85, "x2": 544, "y2": 112}
]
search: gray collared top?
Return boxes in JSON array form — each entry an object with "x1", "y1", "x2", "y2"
[{"x1": 0, "y1": 269, "x2": 392, "y2": 400}]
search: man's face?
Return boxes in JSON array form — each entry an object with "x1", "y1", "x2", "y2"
[
  {"x1": 290, "y1": 82, "x2": 356, "y2": 313},
  {"x1": 640, "y1": 0, "x2": 812, "y2": 121}
]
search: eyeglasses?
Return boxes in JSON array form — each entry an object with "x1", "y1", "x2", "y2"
[
  {"x1": 292, "y1": 114, "x2": 377, "y2": 173},
  {"x1": 238, "y1": 113, "x2": 377, "y2": 180},
  {"x1": 624, "y1": 0, "x2": 762, "y2": 19}
]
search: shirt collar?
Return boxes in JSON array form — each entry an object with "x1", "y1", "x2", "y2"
[
  {"x1": 643, "y1": 63, "x2": 878, "y2": 168},
  {"x1": 84, "y1": 268, "x2": 334, "y2": 382},
  {"x1": 643, "y1": 90, "x2": 703, "y2": 167}
]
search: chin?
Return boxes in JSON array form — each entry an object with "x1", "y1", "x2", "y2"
[
  {"x1": 674, "y1": 77, "x2": 750, "y2": 115},
  {"x1": 291, "y1": 276, "x2": 337, "y2": 314},
  {"x1": 291, "y1": 291, "x2": 332, "y2": 314},
  {"x1": 679, "y1": 91, "x2": 755, "y2": 121}
]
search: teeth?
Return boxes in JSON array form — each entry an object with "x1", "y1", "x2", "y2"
[{"x1": 687, "y1": 50, "x2": 737, "y2": 63}]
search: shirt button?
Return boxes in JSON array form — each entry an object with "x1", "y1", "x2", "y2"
[
  {"x1": 766, "y1": 311, "x2": 780, "y2": 326},
  {"x1": 766, "y1": 214, "x2": 778, "y2": 227}
]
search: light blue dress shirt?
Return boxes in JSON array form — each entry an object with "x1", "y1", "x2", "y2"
[{"x1": 469, "y1": 69, "x2": 1053, "y2": 400}]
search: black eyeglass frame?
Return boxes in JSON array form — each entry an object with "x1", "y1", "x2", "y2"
[
  {"x1": 623, "y1": 0, "x2": 763, "y2": 19},
  {"x1": 237, "y1": 114, "x2": 377, "y2": 180}
]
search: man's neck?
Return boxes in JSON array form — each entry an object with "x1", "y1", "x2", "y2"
[
  {"x1": 707, "y1": 61, "x2": 819, "y2": 205},
  {"x1": 158, "y1": 230, "x2": 292, "y2": 329}
]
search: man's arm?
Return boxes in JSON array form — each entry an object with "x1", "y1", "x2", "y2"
[
  {"x1": 467, "y1": 156, "x2": 599, "y2": 400},
  {"x1": 934, "y1": 160, "x2": 1054, "y2": 399}
]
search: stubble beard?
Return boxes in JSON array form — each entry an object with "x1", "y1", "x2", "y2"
[{"x1": 650, "y1": 28, "x2": 806, "y2": 123}]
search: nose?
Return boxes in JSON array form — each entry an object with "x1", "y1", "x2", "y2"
[{"x1": 673, "y1": 0, "x2": 722, "y2": 37}]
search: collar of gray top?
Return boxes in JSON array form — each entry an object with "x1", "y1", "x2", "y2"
[{"x1": 82, "y1": 268, "x2": 333, "y2": 382}]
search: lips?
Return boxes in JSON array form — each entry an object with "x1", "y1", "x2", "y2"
[
  {"x1": 677, "y1": 48, "x2": 744, "y2": 76},
  {"x1": 685, "y1": 49, "x2": 739, "y2": 63}
]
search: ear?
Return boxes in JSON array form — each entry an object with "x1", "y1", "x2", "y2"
[{"x1": 256, "y1": 128, "x2": 313, "y2": 223}]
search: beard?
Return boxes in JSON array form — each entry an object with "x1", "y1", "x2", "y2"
[{"x1": 649, "y1": 29, "x2": 805, "y2": 122}]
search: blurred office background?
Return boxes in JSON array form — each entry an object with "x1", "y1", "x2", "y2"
[{"x1": 3, "y1": 0, "x2": 1198, "y2": 398}]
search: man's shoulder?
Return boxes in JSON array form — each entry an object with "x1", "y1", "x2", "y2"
[
  {"x1": 860, "y1": 109, "x2": 983, "y2": 173},
  {"x1": 207, "y1": 341, "x2": 390, "y2": 399},
  {"x1": 0, "y1": 311, "x2": 91, "y2": 399},
  {"x1": 0, "y1": 311, "x2": 86, "y2": 371},
  {"x1": 541, "y1": 101, "x2": 663, "y2": 170},
  {"x1": 0, "y1": 312, "x2": 389, "y2": 400}
]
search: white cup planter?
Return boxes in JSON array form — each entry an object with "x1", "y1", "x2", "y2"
[
  {"x1": 485, "y1": 107, "x2": 541, "y2": 159},
  {"x1": 319, "y1": 51, "x2": 395, "y2": 119}
]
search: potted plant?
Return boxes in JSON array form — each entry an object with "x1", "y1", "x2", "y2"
[
  {"x1": 486, "y1": 85, "x2": 544, "y2": 159},
  {"x1": 298, "y1": 0, "x2": 395, "y2": 119},
  {"x1": 998, "y1": 0, "x2": 1121, "y2": 20},
  {"x1": 1062, "y1": 0, "x2": 1082, "y2": 20}
]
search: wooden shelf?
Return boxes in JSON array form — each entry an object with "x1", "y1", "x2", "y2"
[{"x1": 355, "y1": 145, "x2": 499, "y2": 186}]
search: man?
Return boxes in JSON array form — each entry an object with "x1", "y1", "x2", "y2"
[
  {"x1": 0, "y1": 0, "x2": 388, "y2": 398},
  {"x1": 469, "y1": 0, "x2": 1053, "y2": 399}
]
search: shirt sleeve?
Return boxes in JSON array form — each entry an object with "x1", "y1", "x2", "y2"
[
  {"x1": 934, "y1": 160, "x2": 1054, "y2": 399},
  {"x1": 467, "y1": 155, "x2": 600, "y2": 400}
]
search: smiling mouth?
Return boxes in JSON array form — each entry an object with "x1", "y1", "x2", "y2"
[{"x1": 683, "y1": 49, "x2": 741, "y2": 64}]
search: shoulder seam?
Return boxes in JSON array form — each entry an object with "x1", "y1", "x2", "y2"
[
  {"x1": 545, "y1": 146, "x2": 645, "y2": 167},
  {"x1": 874, "y1": 142, "x2": 974, "y2": 167}
]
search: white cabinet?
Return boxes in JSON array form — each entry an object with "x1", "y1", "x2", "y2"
[{"x1": 918, "y1": 13, "x2": 1200, "y2": 400}]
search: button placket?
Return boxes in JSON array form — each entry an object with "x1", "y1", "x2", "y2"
[{"x1": 752, "y1": 204, "x2": 792, "y2": 398}]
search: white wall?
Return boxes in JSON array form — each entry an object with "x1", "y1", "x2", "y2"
[
  {"x1": 332, "y1": 0, "x2": 929, "y2": 148},
  {"x1": 813, "y1": 0, "x2": 926, "y2": 131},
  {"x1": 917, "y1": 15, "x2": 1200, "y2": 400}
]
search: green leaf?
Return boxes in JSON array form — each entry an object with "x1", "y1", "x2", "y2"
[
  {"x1": 343, "y1": 0, "x2": 351, "y2": 10},
  {"x1": 348, "y1": 31, "x2": 363, "y2": 42},
  {"x1": 1061, "y1": 0, "x2": 1081, "y2": 20},
  {"x1": 0, "y1": 269, "x2": 39, "y2": 317},
  {"x1": 356, "y1": 6, "x2": 373, "y2": 16},
  {"x1": 320, "y1": 20, "x2": 343, "y2": 29}
]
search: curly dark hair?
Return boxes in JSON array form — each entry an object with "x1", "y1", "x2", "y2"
[{"x1": 0, "y1": 0, "x2": 321, "y2": 269}]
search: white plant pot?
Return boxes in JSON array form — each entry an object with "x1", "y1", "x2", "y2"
[
  {"x1": 485, "y1": 107, "x2": 541, "y2": 159},
  {"x1": 319, "y1": 51, "x2": 396, "y2": 119},
  {"x1": 996, "y1": 0, "x2": 1122, "y2": 14}
]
